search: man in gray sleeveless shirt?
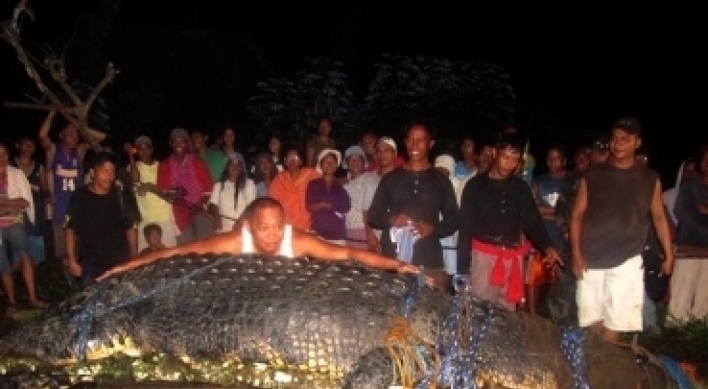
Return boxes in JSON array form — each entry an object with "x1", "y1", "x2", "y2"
[{"x1": 569, "y1": 116, "x2": 674, "y2": 343}]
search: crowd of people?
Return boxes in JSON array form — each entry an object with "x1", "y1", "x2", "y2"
[{"x1": 1, "y1": 111, "x2": 706, "y2": 344}]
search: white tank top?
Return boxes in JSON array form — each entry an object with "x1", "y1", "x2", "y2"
[{"x1": 241, "y1": 224, "x2": 294, "y2": 258}]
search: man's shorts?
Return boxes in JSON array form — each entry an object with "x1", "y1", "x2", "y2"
[
  {"x1": 0, "y1": 224, "x2": 31, "y2": 274},
  {"x1": 577, "y1": 254, "x2": 644, "y2": 332}
]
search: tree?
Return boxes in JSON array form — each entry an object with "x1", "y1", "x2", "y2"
[
  {"x1": 248, "y1": 56, "x2": 357, "y2": 149},
  {"x1": 1, "y1": 0, "x2": 117, "y2": 150},
  {"x1": 360, "y1": 53, "x2": 517, "y2": 150}
]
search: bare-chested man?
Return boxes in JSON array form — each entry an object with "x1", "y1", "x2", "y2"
[{"x1": 99, "y1": 197, "x2": 422, "y2": 280}]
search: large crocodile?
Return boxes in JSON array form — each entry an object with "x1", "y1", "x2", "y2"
[{"x1": 0, "y1": 254, "x2": 678, "y2": 389}]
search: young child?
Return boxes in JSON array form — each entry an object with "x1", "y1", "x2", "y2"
[{"x1": 140, "y1": 223, "x2": 165, "y2": 256}]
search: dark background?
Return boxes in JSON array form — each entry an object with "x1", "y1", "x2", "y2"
[{"x1": 0, "y1": 0, "x2": 705, "y2": 186}]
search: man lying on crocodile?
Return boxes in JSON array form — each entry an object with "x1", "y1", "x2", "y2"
[{"x1": 98, "y1": 197, "x2": 425, "y2": 283}]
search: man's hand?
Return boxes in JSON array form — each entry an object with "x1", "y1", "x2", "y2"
[
  {"x1": 396, "y1": 262, "x2": 420, "y2": 275},
  {"x1": 395, "y1": 263, "x2": 434, "y2": 286},
  {"x1": 661, "y1": 254, "x2": 675, "y2": 276},
  {"x1": 412, "y1": 221, "x2": 434, "y2": 239},
  {"x1": 135, "y1": 184, "x2": 148, "y2": 197},
  {"x1": 123, "y1": 143, "x2": 136, "y2": 156},
  {"x1": 543, "y1": 247, "x2": 564, "y2": 267},
  {"x1": 366, "y1": 234, "x2": 381, "y2": 253},
  {"x1": 390, "y1": 214, "x2": 410, "y2": 228},
  {"x1": 571, "y1": 253, "x2": 587, "y2": 280},
  {"x1": 97, "y1": 260, "x2": 141, "y2": 281}
]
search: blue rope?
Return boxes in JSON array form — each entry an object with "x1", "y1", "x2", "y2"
[
  {"x1": 560, "y1": 326, "x2": 591, "y2": 389},
  {"x1": 428, "y1": 286, "x2": 493, "y2": 389},
  {"x1": 658, "y1": 355, "x2": 697, "y2": 389},
  {"x1": 71, "y1": 283, "x2": 106, "y2": 361},
  {"x1": 385, "y1": 266, "x2": 427, "y2": 318}
]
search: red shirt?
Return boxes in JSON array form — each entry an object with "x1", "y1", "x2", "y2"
[{"x1": 157, "y1": 154, "x2": 214, "y2": 231}]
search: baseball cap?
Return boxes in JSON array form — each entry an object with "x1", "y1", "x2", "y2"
[
  {"x1": 612, "y1": 115, "x2": 642, "y2": 136},
  {"x1": 377, "y1": 136, "x2": 397, "y2": 152},
  {"x1": 591, "y1": 132, "x2": 610, "y2": 152},
  {"x1": 169, "y1": 128, "x2": 189, "y2": 141},
  {"x1": 343, "y1": 145, "x2": 368, "y2": 169},
  {"x1": 134, "y1": 136, "x2": 152, "y2": 147},
  {"x1": 592, "y1": 138, "x2": 609, "y2": 152}
]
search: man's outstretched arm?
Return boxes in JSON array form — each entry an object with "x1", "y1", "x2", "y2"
[
  {"x1": 293, "y1": 229, "x2": 420, "y2": 275},
  {"x1": 97, "y1": 231, "x2": 242, "y2": 280}
]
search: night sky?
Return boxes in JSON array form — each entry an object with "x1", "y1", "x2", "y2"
[{"x1": 1, "y1": 0, "x2": 705, "y2": 183}]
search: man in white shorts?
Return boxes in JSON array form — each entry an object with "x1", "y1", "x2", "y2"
[{"x1": 570, "y1": 116, "x2": 674, "y2": 343}]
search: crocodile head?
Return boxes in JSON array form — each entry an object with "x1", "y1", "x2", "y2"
[{"x1": 1, "y1": 282, "x2": 144, "y2": 365}]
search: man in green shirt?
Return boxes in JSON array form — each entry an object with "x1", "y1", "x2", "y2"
[{"x1": 190, "y1": 129, "x2": 228, "y2": 181}]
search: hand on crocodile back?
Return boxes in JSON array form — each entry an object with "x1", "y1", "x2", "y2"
[{"x1": 97, "y1": 197, "x2": 424, "y2": 283}]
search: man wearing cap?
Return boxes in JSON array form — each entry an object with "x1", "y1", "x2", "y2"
[
  {"x1": 375, "y1": 137, "x2": 399, "y2": 177},
  {"x1": 570, "y1": 115, "x2": 674, "y2": 343},
  {"x1": 124, "y1": 135, "x2": 178, "y2": 251},
  {"x1": 363, "y1": 132, "x2": 405, "y2": 173},
  {"x1": 368, "y1": 121, "x2": 459, "y2": 292},
  {"x1": 157, "y1": 128, "x2": 214, "y2": 245},
  {"x1": 590, "y1": 135, "x2": 611, "y2": 166}
]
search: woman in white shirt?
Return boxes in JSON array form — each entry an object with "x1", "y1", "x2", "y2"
[
  {"x1": 208, "y1": 153, "x2": 256, "y2": 233},
  {"x1": 343, "y1": 145, "x2": 380, "y2": 251}
]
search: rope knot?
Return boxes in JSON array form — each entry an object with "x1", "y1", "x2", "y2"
[{"x1": 385, "y1": 316, "x2": 439, "y2": 389}]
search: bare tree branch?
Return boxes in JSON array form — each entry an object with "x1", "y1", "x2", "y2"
[
  {"x1": 46, "y1": 57, "x2": 83, "y2": 108},
  {"x1": 83, "y1": 62, "x2": 118, "y2": 116},
  {"x1": 23, "y1": 93, "x2": 43, "y2": 104},
  {"x1": 3, "y1": 101, "x2": 67, "y2": 112},
  {"x1": 1, "y1": 0, "x2": 119, "y2": 152}
]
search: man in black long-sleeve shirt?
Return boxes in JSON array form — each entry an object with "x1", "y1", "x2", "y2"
[
  {"x1": 368, "y1": 121, "x2": 458, "y2": 292},
  {"x1": 457, "y1": 133, "x2": 561, "y2": 310}
]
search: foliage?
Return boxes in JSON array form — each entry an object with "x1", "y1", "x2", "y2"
[
  {"x1": 360, "y1": 53, "x2": 517, "y2": 150},
  {"x1": 248, "y1": 56, "x2": 357, "y2": 148},
  {"x1": 641, "y1": 315, "x2": 708, "y2": 380}
]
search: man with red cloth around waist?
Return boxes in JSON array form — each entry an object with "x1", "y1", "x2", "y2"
[{"x1": 457, "y1": 132, "x2": 562, "y2": 311}]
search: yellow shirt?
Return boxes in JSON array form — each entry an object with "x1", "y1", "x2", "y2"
[{"x1": 135, "y1": 161, "x2": 172, "y2": 222}]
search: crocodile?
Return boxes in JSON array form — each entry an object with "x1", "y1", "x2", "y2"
[{"x1": 0, "y1": 253, "x2": 678, "y2": 389}]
